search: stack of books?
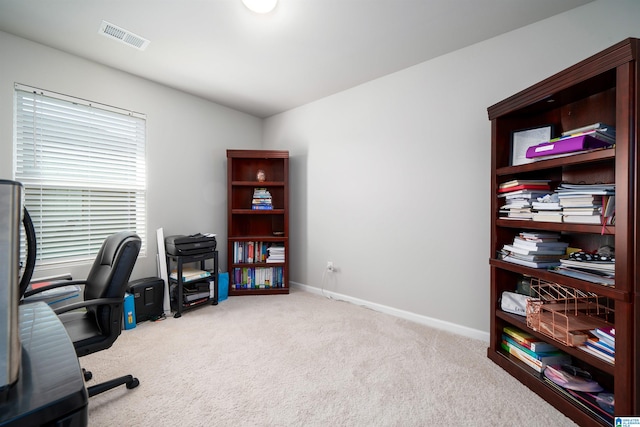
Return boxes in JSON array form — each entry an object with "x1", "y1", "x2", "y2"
[
  {"x1": 498, "y1": 180, "x2": 551, "y2": 220},
  {"x1": 557, "y1": 183, "x2": 615, "y2": 225},
  {"x1": 500, "y1": 231, "x2": 568, "y2": 268},
  {"x1": 266, "y1": 245, "x2": 285, "y2": 263},
  {"x1": 501, "y1": 326, "x2": 571, "y2": 374},
  {"x1": 252, "y1": 187, "x2": 273, "y2": 210},
  {"x1": 551, "y1": 257, "x2": 615, "y2": 286},
  {"x1": 499, "y1": 179, "x2": 551, "y2": 193},
  {"x1": 531, "y1": 192, "x2": 562, "y2": 222},
  {"x1": 559, "y1": 123, "x2": 616, "y2": 144},
  {"x1": 578, "y1": 327, "x2": 615, "y2": 365}
]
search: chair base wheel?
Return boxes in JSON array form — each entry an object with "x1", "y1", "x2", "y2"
[
  {"x1": 127, "y1": 377, "x2": 140, "y2": 389},
  {"x1": 87, "y1": 374, "x2": 140, "y2": 397}
]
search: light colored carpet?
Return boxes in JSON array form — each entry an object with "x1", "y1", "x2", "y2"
[{"x1": 83, "y1": 289, "x2": 577, "y2": 426}]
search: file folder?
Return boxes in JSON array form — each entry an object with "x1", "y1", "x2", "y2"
[{"x1": 526, "y1": 134, "x2": 612, "y2": 159}]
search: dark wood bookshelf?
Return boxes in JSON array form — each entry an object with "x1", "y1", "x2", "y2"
[
  {"x1": 226, "y1": 149, "x2": 289, "y2": 296},
  {"x1": 488, "y1": 38, "x2": 640, "y2": 425}
]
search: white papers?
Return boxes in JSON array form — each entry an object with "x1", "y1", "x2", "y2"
[{"x1": 156, "y1": 228, "x2": 171, "y2": 315}]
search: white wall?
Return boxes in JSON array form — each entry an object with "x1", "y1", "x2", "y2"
[
  {"x1": 0, "y1": 31, "x2": 262, "y2": 281},
  {"x1": 262, "y1": 0, "x2": 640, "y2": 339}
]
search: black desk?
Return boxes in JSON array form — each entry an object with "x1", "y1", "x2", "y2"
[{"x1": 0, "y1": 302, "x2": 88, "y2": 426}]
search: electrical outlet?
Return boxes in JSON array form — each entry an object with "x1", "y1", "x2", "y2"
[{"x1": 326, "y1": 261, "x2": 334, "y2": 272}]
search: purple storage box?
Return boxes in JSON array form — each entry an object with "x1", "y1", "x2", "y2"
[{"x1": 526, "y1": 134, "x2": 612, "y2": 158}]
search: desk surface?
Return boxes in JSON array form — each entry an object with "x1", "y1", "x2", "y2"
[{"x1": 0, "y1": 302, "x2": 88, "y2": 426}]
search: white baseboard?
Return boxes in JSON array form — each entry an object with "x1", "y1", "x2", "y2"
[{"x1": 291, "y1": 281, "x2": 490, "y2": 343}]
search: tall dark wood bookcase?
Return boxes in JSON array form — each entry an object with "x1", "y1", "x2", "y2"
[
  {"x1": 227, "y1": 149, "x2": 289, "y2": 295},
  {"x1": 487, "y1": 39, "x2": 639, "y2": 425}
]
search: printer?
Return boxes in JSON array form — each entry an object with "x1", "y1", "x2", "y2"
[{"x1": 165, "y1": 233, "x2": 217, "y2": 256}]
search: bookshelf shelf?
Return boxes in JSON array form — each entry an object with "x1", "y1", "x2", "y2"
[
  {"x1": 487, "y1": 351, "x2": 607, "y2": 427},
  {"x1": 227, "y1": 149, "x2": 289, "y2": 296},
  {"x1": 231, "y1": 181, "x2": 286, "y2": 186},
  {"x1": 495, "y1": 149, "x2": 615, "y2": 176},
  {"x1": 495, "y1": 310, "x2": 615, "y2": 374},
  {"x1": 489, "y1": 259, "x2": 628, "y2": 302},
  {"x1": 231, "y1": 209, "x2": 286, "y2": 214},
  {"x1": 495, "y1": 218, "x2": 615, "y2": 235},
  {"x1": 488, "y1": 38, "x2": 640, "y2": 425}
]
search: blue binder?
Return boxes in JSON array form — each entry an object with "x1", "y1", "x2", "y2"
[{"x1": 123, "y1": 292, "x2": 136, "y2": 329}]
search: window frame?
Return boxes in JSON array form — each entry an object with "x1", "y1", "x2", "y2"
[{"x1": 13, "y1": 84, "x2": 147, "y2": 267}]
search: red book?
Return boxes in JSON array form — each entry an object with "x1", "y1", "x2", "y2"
[{"x1": 498, "y1": 184, "x2": 550, "y2": 193}]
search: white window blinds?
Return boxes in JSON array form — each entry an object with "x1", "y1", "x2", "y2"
[{"x1": 14, "y1": 84, "x2": 146, "y2": 265}]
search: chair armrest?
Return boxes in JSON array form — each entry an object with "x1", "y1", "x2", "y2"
[
  {"x1": 53, "y1": 297, "x2": 123, "y2": 315},
  {"x1": 23, "y1": 280, "x2": 87, "y2": 299}
]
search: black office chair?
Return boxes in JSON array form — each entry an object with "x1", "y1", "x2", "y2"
[{"x1": 24, "y1": 231, "x2": 142, "y2": 397}]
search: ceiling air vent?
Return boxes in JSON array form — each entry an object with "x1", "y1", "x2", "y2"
[{"x1": 99, "y1": 20, "x2": 150, "y2": 51}]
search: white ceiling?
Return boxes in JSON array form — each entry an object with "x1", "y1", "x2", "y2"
[{"x1": 0, "y1": 0, "x2": 594, "y2": 118}]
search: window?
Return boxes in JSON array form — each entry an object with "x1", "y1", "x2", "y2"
[{"x1": 14, "y1": 84, "x2": 146, "y2": 266}]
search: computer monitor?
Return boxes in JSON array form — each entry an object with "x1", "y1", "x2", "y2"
[
  {"x1": 0, "y1": 180, "x2": 24, "y2": 400},
  {"x1": 0, "y1": 180, "x2": 36, "y2": 402}
]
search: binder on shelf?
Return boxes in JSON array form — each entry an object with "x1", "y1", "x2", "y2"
[{"x1": 525, "y1": 134, "x2": 613, "y2": 159}]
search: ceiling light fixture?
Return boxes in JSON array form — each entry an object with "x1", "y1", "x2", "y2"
[{"x1": 242, "y1": 0, "x2": 278, "y2": 14}]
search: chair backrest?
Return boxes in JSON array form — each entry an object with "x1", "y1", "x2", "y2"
[{"x1": 83, "y1": 231, "x2": 141, "y2": 334}]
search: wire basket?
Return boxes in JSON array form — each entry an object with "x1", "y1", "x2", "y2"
[{"x1": 525, "y1": 278, "x2": 613, "y2": 347}]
